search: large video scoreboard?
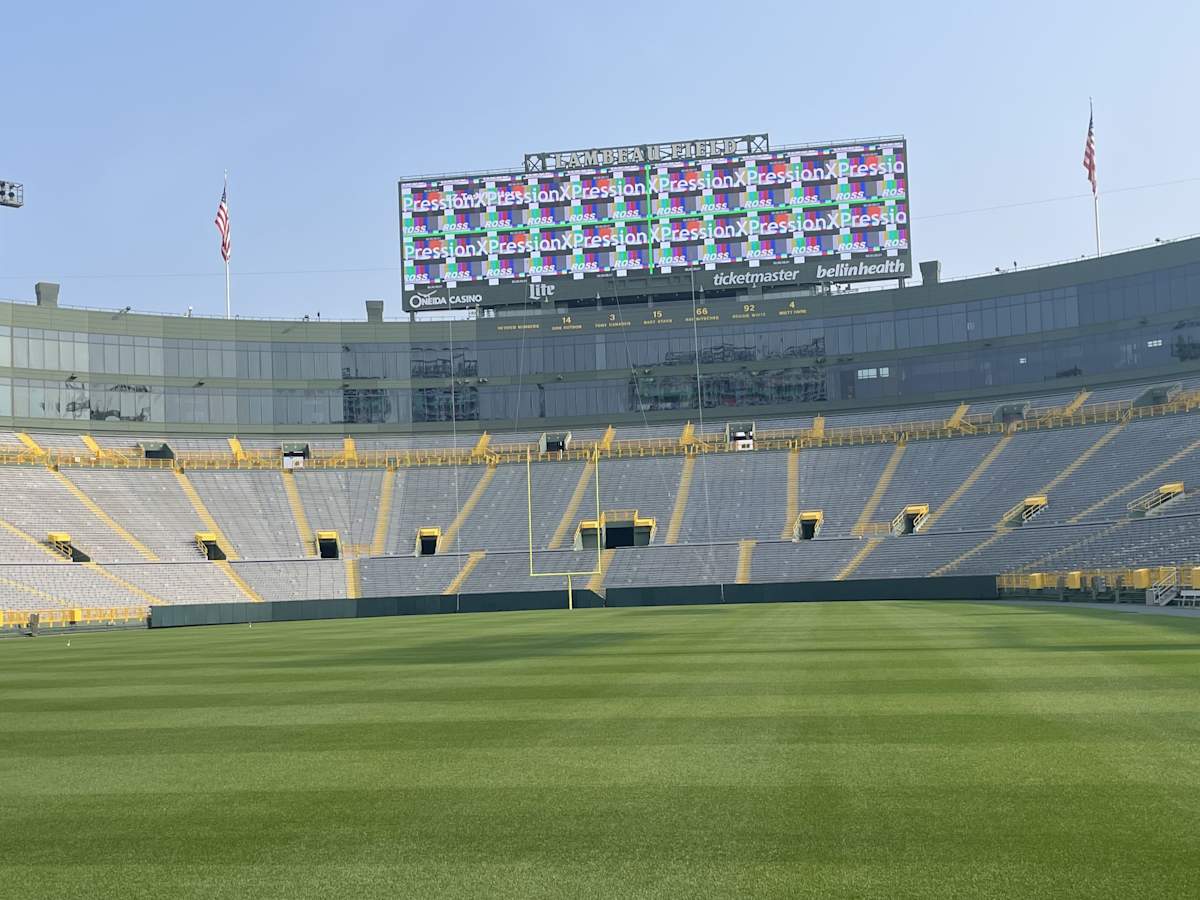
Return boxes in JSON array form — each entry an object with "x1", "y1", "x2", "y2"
[{"x1": 400, "y1": 134, "x2": 910, "y2": 312}]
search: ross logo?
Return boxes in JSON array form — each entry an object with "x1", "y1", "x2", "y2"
[{"x1": 529, "y1": 282, "x2": 556, "y2": 301}]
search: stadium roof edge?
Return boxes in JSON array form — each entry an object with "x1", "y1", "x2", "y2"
[
  {"x1": 396, "y1": 134, "x2": 908, "y2": 183},
  {"x1": 1, "y1": 232, "x2": 1196, "y2": 324}
]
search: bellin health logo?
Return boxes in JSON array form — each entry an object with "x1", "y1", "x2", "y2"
[{"x1": 814, "y1": 259, "x2": 907, "y2": 279}]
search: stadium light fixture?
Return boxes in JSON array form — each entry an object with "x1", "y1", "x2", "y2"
[{"x1": 0, "y1": 180, "x2": 23, "y2": 208}]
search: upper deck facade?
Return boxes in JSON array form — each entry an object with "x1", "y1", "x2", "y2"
[{"x1": 0, "y1": 238, "x2": 1197, "y2": 435}]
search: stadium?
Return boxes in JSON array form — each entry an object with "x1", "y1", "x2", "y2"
[
  {"x1": 2, "y1": 167, "x2": 1199, "y2": 619},
  {"x1": 5, "y1": 126, "x2": 1200, "y2": 895}
]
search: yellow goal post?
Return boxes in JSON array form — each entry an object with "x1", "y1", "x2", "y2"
[{"x1": 525, "y1": 448, "x2": 603, "y2": 609}]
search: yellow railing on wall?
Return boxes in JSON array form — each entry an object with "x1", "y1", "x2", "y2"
[
  {"x1": 999, "y1": 565, "x2": 1200, "y2": 591},
  {"x1": 2, "y1": 389, "x2": 1197, "y2": 473},
  {"x1": 1, "y1": 606, "x2": 147, "y2": 627}
]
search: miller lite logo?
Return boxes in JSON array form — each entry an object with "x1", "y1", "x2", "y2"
[{"x1": 529, "y1": 282, "x2": 556, "y2": 301}]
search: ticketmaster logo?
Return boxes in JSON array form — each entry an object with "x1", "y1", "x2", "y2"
[
  {"x1": 711, "y1": 270, "x2": 801, "y2": 287},
  {"x1": 815, "y1": 260, "x2": 907, "y2": 279}
]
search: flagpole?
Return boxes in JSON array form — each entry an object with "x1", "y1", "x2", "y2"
[
  {"x1": 224, "y1": 170, "x2": 230, "y2": 321},
  {"x1": 1087, "y1": 98, "x2": 1101, "y2": 257}
]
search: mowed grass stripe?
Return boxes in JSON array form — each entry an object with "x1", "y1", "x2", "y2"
[
  {"x1": 4, "y1": 743, "x2": 1200, "y2": 798},
  {"x1": 8, "y1": 687, "x2": 1200, "y2": 732},
  {"x1": 7, "y1": 670, "x2": 1200, "y2": 712},
  {"x1": 2, "y1": 601, "x2": 1200, "y2": 899},
  {"x1": 4, "y1": 710, "x2": 1200, "y2": 759}
]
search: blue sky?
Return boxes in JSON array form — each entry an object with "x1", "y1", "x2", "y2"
[{"x1": 1, "y1": 0, "x2": 1195, "y2": 319}]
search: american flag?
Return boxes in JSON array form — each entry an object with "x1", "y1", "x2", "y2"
[
  {"x1": 1083, "y1": 105, "x2": 1097, "y2": 195},
  {"x1": 214, "y1": 182, "x2": 231, "y2": 262}
]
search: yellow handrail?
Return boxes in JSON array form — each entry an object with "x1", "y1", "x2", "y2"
[
  {"x1": 999, "y1": 565, "x2": 1200, "y2": 591},
  {"x1": 0, "y1": 389, "x2": 1195, "y2": 473}
]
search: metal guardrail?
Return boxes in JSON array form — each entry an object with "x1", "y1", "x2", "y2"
[
  {"x1": 999, "y1": 565, "x2": 1199, "y2": 591},
  {"x1": 2, "y1": 389, "x2": 1197, "y2": 472},
  {"x1": 856, "y1": 522, "x2": 892, "y2": 536},
  {"x1": 1, "y1": 606, "x2": 146, "y2": 627}
]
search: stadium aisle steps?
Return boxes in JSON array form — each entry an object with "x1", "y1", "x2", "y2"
[
  {"x1": 836, "y1": 538, "x2": 882, "y2": 580},
  {"x1": 1033, "y1": 417, "x2": 1196, "y2": 524},
  {"x1": 1062, "y1": 390, "x2": 1092, "y2": 415},
  {"x1": 50, "y1": 470, "x2": 158, "y2": 561},
  {"x1": 174, "y1": 470, "x2": 239, "y2": 560},
  {"x1": 234, "y1": 560, "x2": 347, "y2": 602},
  {"x1": 599, "y1": 456, "x2": 684, "y2": 546},
  {"x1": 453, "y1": 461, "x2": 583, "y2": 554},
  {"x1": 930, "y1": 426, "x2": 1120, "y2": 530},
  {"x1": 1036, "y1": 420, "x2": 1129, "y2": 498},
  {"x1": 370, "y1": 468, "x2": 396, "y2": 555},
  {"x1": 0, "y1": 467, "x2": 150, "y2": 562},
  {"x1": 588, "y1": 549, "x2": 617, "y2": 592},
  {"x1": 871, "y1": 436, "x2": 997, "y2": 530},
  {"x1": 0, "y1": 516, "x2": 71, "y2": 563},
  {"x1": 15, "y1": 432, "x2": 44, "y2": 456},
  {"x1": 919, "y1": 433, "x2": 1013, "y2": 531},
  {"x1": 794, "y1": 444, "x2": 895, "y2": 537},
  {"x1": 0, "y1": 564, "x2": 147, "y2": 610},
  {"x1": 852, "y1": 441, "x2": 907, "y2": 535},
  {"x1": 294, "y1": 469, "x2": 382, "y2": 556},
  {"x1": 548, "y1": 459, "x2": 597, "y2": 550},
  {"x1": 84, "y1": 561, "x2": 164, "y2": 605},
  {"x1": 850, "y1": 530, "x2": 992, "y2": 579},
  {"x1": 0, "y1": 571, "x2": 73, "y2": 609},
  {"x1": 930, "y1": 529, "x2": 1010, "y2": 576},
  {"x1": 67, "y1": 470, "x2": 208, "y2": 561},
  {"x1": 665, "y1": 455, "x2": 696, "y2": 545},
  {"x1": 443, "y1": 551, "x2": 485, "y2": 594},
  {"x1": 344, "y1": 557, "x2": 361, "y2": 599},
  {"x1": 603, "y1": 544, "x2": 738, "y2": 589},
  {"x1": 215, "y1": 560, "x2": 262, "y2": 602},
  {"x1": 385, "y1": 466, "x2": 489, "y2": 556},
  {"x1": 1023, "y1": 519, "x2": 1133, "y2": 573},
  {"x1": 188, "y1": 471, "x2": 305, "y2": 560},
  {"x1": 679, "y1": 451, "x2": 789, "y2": 544},
  {"x1": 438, "y1": 466, "x2": 497, "y2": 553},
  {"x1": 749, "y1": 540, "x2": 861, "y2": 582},
  {"x1": 735, "y1": 540, "x2": 755, "y2": 584},
  {"x1": 460, "y1": 549, "x2": 574, "y2": 594},
  {"x1": 944, "y1": 403, "x2": 970, "y2": 429},
  {"x1": 106, "y1": 563, "x2": 245, "y2": 604},
  {"x1": 1070, "y1": 435, "x2": 1200, "y2": 523},
  {"x1": 780, "y1": 449, "x2": 800, "y2": 539},
  {"x1": 280, "y1": 469, "x2": 316, "y2": 556},
  {"x1": 359, "y1": 554, "x2": 467, "y2": 597},
  {"x1": 932, "y1": 419, "x2": 1130, "y2": 573},
  {"x1": 526, "y1": 460, "x2": 589, "y2": 550}
]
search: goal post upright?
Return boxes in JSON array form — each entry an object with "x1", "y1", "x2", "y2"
[{"x1": 526, "y1": 448, "x2": 604, "y2": 609}]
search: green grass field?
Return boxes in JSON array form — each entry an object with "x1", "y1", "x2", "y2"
[{"x1": 3, "y1": 601, "x2": 1200, "y2": 899}]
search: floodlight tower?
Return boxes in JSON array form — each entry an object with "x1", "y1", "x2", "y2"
[{"x1": 0, "y1": 180, "x2": 23, "y2": 209}]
